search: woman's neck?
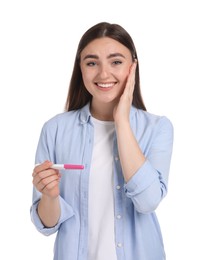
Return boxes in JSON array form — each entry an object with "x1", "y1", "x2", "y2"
[{"x1": 90, "y1": 101, "x2": 115, "y2": 121}]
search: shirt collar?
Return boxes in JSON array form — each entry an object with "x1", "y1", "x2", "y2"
[
  {"x1": 79, "y1": 102, "x2": 137, "y2": 124},
  {"x1": 79, "y1": 103, "x2": 91, "y2": 124}
]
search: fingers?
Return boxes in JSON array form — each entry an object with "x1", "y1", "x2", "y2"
[
  {"x1": 124, "y1": 59, "x2": 137, "y2": 97},
  {"x1": 129, "y1": 59, "x2": 137, "y2": 79},
  {"x1": 32, "y1": 160, "x2": 61, "y2": 195},
  {"x1": 33, "y1": 172, "x2": 60, "y2": 192},
  {"x1": 32, "y1": 160, "x2": 52, "y2": 177}
]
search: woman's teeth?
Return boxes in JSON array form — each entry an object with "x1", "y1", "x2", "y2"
[{"x1": 97, "y1": 83, "x2": 114, "y2": 88}]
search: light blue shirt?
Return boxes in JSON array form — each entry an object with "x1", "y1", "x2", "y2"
[{"x1": 31, "y1": 103, "x2": 174, "y2": 260}]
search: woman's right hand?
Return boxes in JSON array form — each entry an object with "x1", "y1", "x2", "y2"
[{"x1": 32, "y1": 160, "x2": 61, "y2": 199}]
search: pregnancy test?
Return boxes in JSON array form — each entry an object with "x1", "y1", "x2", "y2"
[
  {"x1": 51, "y1": 164, "x2": 84, "y2": 170},
  {"x1": 35, "y1": 163, "x2": 84, "y2": 170}
]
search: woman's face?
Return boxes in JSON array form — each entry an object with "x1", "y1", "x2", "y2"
[{"x1": 80, "y1": 37, "x2": 133, "y2": 107}]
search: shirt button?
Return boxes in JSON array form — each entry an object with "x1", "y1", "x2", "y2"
[
  {"x1": 116, "y1": 214, "x2": 122, "y2": 219},
  {"x1": 117, "y1": 243, "x2": 123, "y2": 248},
  {"x1": 115, "y1": 156, "x2": 119, "y2": 161},
  {"x1": 116, "y1": 185, "x2": 121, "y2": 190}
]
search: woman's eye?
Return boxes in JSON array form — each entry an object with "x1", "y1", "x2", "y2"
[
  {"x1": 86, "y1": 61, "x2": 96, "y2": 66},
  {"x1": 113, "y1": 60, "x2": 122, "y2": 65}
]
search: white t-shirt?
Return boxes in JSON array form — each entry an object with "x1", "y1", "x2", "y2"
[{"x1": 87, "y1": 117, "x2": 117, "y2": 260}]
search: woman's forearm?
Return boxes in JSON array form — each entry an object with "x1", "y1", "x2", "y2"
[
  {"x1": 115, "y1": 120, "x2": 146, "y2": 182},
  {"x1": 37, "y1": 195, "x2": 60, "y2": 228}
]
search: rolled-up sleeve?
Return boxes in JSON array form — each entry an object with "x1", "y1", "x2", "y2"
[
  {"x1": 124, "y1": 116, "x2": 174, "y2": 213},
  {"x1": 30, "y1": 195, "x2": 75, "y2": 236}
]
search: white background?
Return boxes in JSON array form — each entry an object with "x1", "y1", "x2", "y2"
[{"x1": 0, "y1": 0, "x2": 214, "y2": 259}]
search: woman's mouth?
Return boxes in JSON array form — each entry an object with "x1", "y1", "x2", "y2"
[{"x1": 96, "y1": 82, "x2": 116, "y2": 89}]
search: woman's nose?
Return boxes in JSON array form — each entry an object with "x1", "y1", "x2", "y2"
[{"x1": 98, "y1": 64, "x2": 109, "y2": 79}]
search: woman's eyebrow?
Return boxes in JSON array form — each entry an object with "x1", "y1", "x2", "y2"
[
  {"x1": 107, "y1": 53, "x2": 125, "y2": 59},
  {"x1": 83, "y1": 54, "x2": 99, "y2": 60},
  {"x1": 83, "y1": 53, "x2": 126, "y2": 60}
]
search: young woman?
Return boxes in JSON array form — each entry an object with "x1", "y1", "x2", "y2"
[{"x1": 31, "y1": 22, "x2": 174, "y2": 260}]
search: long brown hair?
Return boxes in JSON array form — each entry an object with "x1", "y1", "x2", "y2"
[{"x1": 65, "y1": 22, "x2": 146, "y2": 111}]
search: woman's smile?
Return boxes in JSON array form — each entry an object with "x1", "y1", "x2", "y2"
[{"x1": 95, "y1": 82, "x2": 116, "y2": 90}]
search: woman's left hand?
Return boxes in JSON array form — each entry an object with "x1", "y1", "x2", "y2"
[{"x1": 113, "y1": 60, "x2": 137, "y2": 124}]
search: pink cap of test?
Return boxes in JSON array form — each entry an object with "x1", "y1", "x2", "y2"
[{"x1": 64, "y1": 164, "x2": 84, "y2": 170}]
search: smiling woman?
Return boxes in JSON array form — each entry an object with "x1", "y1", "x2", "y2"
[
  {"x1": 80, "y1": 37, "x2": 134, "y2": 120},
  {"x1": 30, "y1": 22, "x2": 174, "y2": 260},
  {"x1": 65, "y1": 22, "x2": 146, "y2": 113}
]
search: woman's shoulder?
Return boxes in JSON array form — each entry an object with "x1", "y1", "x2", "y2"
[
  {"x1": 45, "y1": 110, "x2": 77, "y2": 124},
  {"x1": 133, "y1": 107, "x2": 173, "y2": 131},
  {"x1": 40, "y1": 110, "x2": 82, "y2": 135},
  {"x1": 134, "y1": 107, "x2": 171, "y2": 121},
  {"x1": 42, "y1": 104, "x2": 90, "y2": 130}
]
